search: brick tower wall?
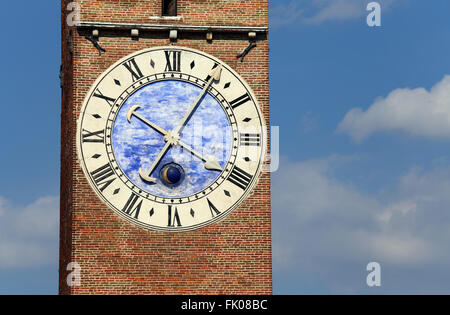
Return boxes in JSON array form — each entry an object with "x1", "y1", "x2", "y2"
[{"x1": 59, "y1": 0, "x2": 270, "y2": 295}]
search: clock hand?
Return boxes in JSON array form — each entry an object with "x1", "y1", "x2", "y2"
[
  {"x1": 173, "y1": 65, "x2": 222, "y2": 135},
  {"x1": 127, "y1": 105, "x2": 168, "y2": 136},
  {"x1": 139, "y1": 139, "x2": 221, "y2": 182},
  {"x1": 178, "y1": 142, "x2": 223, "y2": 171},
  {"x1": 139, "y1": 141, "x2": 172, "y2": 183},
  {"x1": 127, "y1": 106, "x2": 222, "y2": 175}
]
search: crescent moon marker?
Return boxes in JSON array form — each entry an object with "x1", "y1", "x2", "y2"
[{"x1": 163, "y1": 167, "x2": 174, "y2": 184}]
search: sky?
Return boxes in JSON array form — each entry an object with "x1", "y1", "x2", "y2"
[
  {"x1": 1, "y1": 0, "x2": 450, "y2": 294},
  {"x1": 270, "y1": 0, "x2": 450, "y2": 294}
]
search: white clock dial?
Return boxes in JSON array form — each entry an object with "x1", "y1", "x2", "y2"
[{"x1": 77, "y1": 46, "x2": 266, "y2": 232}]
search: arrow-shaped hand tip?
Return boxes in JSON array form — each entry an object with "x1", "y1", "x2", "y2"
[
  {"x1": 211, "y1": 65, "x2": 222, "y2": 81},
  {"x1": 204, "y1": 157, "x2": 223, "y2": 171}
]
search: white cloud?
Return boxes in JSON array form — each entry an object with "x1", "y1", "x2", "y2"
[
  {"x1": 338, "y1": 75, "x2": 450, "y2": 142},
  {"x1": 271, "y1": 0, "x2": 397, "y2": 27},
  {"x1": 0, "y1": 196, "x2": 58, "y2": 269},
  {"x1": 270, "y1": 2, "x2": 304, "y2": 28},
  {"x1": 305, "y1": 0, "x2": 366, "y2": 24},
  {"x1": 273, "y1": 156, "x2": 450, "y2": 293}
]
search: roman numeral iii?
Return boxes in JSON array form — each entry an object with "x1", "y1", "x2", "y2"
[
  {"x1": 164, "y1": 50, "x2": 181, "y2": 72},
  {"x1": 227, "y1": 166, "x2": 253, "y2": 190},
  {"x1": 239, "y1": 133, "x2": 261, "y2": 146}
]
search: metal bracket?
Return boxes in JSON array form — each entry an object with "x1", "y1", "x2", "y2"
[
  {"x1": 67, "y1": 29, "x2": 73, "y2": 54},
  {"x1": 237, "y1": 42, "x2": 257, "y2": 62},
  {"x1": 59, "y1": 65, "x2": 63, "y2": 88},
  {"x1": 84, "y1": 35, "x2": 106, "y2": 55}
]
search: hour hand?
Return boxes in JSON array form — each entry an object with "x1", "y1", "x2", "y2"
[
  {"x1": 139, "y1": 141, "x2": 172, "y2": 183},
  {"x1": 127, "y1": 105, "x2": 168, "y2": 136},
  {"x1": 139, "y1": 168, "x2": 157, "y2": 183}
]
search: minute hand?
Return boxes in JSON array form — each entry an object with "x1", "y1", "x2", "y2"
[
  {"x1": 177, "y1": 142, "x2": 222, "y2": 171},
  {"x1": 173, "y1": 66, "x2": 222, "y2": 135}
]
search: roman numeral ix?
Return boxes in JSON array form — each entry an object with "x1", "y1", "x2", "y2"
[{"x1": 82, "y1": 129, "x2": 104, "y2": 143}]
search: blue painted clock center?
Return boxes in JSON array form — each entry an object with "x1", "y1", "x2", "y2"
[{"x1": 112, "y1": 79, "x2": 232, "y2": 199}]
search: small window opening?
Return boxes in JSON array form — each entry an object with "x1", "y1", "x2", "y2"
[{"x1": 162, "y1": 0, "x2": 177, "y2": 16}]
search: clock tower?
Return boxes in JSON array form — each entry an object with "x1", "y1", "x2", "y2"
[{"x1": 60, "y1": 0, "x2": 270, "y2": 294}]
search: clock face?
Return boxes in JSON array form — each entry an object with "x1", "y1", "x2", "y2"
[{"x1": 77, "y1": 46, "x2": 265, "y2": 232}]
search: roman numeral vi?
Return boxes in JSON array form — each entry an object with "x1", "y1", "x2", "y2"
[{"x1": 168, "y1": 205, "x2": 182, "y2": 227}]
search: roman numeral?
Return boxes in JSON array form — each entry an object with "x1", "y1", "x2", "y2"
[
  {"x1": 122, "y1": 58, "x2": 144, "y2": 82},
  {"x1": 164, "y1": 50, "x2": 181, "y2": 72},
  {"x1": 82, "y1": 129, "x2": 104, "y2": 143},
  {"x1": 207, "y1": 198, "x2": 221, "y2": 218},
  {"x1": 230, "y1": 93, "x2": 251, "y2": 109},
  {"x1": 168, "y1": 205, "x2": 182, "y2": 227},
  {"x1": 90, "y1": 163, "x2": 116, "y2": 192},
  {"x1": 122, "y1": 193, "x2": 142, "y2": 219},
  {"x1": 93, "y1": 89, "x2": 116, "y2": 107},
  {"x1": 227, "y1": 166, "x2": 253, "y2": 190},
  {"x1": 239, "y1": 133, "x2": 261, "y2": 146}
]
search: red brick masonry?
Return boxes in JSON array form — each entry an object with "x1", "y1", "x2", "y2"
[{"x1": 60, "y1": 0, "x2": 271, "y2": 294}]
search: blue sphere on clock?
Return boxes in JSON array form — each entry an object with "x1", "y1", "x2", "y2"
[{"x1": 160, "y1": 163, "x2": 184, "y2": 185}]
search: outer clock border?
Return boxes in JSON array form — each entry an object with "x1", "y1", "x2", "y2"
[{"x1": 76, "y1": 46, "x2": 267, "y2": 232}]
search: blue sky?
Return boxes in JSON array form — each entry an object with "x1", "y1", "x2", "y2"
[
  {"x1": 1, "y1": 0, "x2": 450, "y2": 294},
  {"x1": 0, "y1": 1, "x2": 60, "y2": 294},
  {"x1": 271, "y1": 0, "x2": 450, "y2": 294}
]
